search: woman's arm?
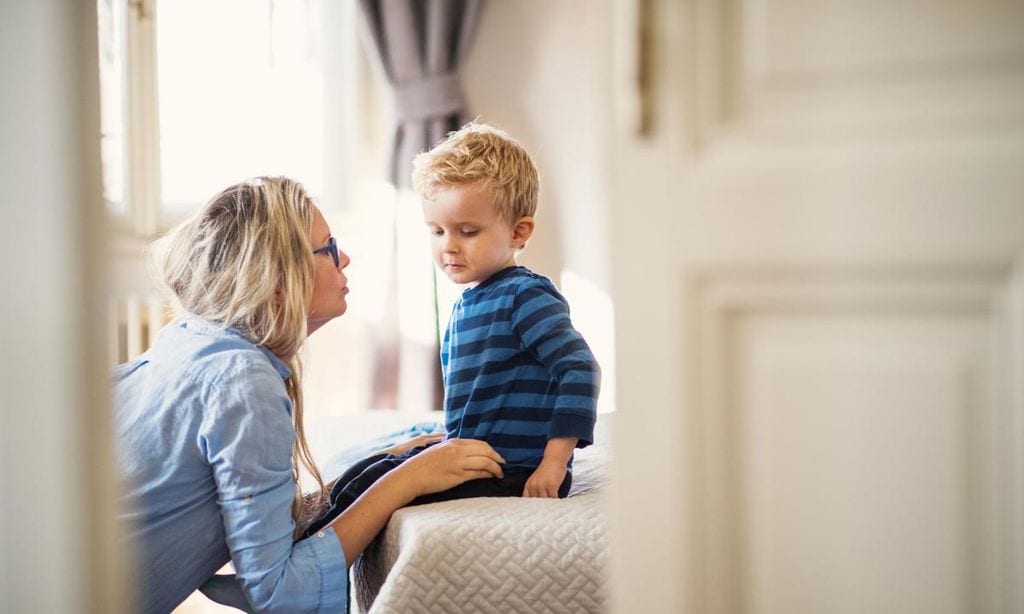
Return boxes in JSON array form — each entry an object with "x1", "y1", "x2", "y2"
[
  {"x1": 377, "y1": 431, "x2": 445, "y2": 456},
  {"x1": 202, "y1": 364, "x2": 351, "y2": 612},
  {"x1": 293, "y1": 478, "x2": 338, "y2": 541},
  {"x1": 328, "y1": 438, "x2": 504, "y2": 564}
]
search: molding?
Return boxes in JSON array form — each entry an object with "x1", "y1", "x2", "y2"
[
  {"x1": 685, "y1": 0, "x2": 1024, "y2": 150},
  {"x1": 684, "y1": 258, "x2": 1023, "y2": 614},
  {"x1": 124, "y1": 0, "x2": 161, "y2": 237},
  {"x1": 1003, "y1": 260, "x2": 1024, "y2": 611},
  {"x1": 613, "y1": 0, "x2": 655, "y2": 137}
]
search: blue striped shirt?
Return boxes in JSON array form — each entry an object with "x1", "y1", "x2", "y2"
[{"x1": 442, "y1": 266, "x2": 600, "y2": 468}]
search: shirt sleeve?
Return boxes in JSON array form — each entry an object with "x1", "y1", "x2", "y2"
[
  {"x1": 511, "y1": 279, "x2": 601, "y2": 447},
  {"x1": 198, "y1": 359, "x2": 348, "y2": 613}
]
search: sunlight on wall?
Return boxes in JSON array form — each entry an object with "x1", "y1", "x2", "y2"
[
  {"x1": 395, "y1": 188, "x2": 442, "y2": 413},
  {"x1": 303, "y1": 182, "x2": 443, "y2": 416},
  {"x1": 396, "y1": 188, "x2": 438, "y2": 348},
  {"x1": 334, "y1": 180, "x2": 397, "y2": 326},
  {"x1": 433, "y1": 259, "x2": 464, "y2": 346},
  {"x1": 561, "y1": 268, "x2": 616, "y2": 414},
  {"x1": 302, "y1": 179, "x2": 398, "y2": 417}
]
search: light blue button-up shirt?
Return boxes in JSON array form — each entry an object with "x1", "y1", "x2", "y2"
[{"x1": 114, "y1": 317, "x2": 347, "y2": 613}]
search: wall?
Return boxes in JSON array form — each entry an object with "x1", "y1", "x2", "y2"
[
  {"x1": 461, "y1": 0, "x2": 618, "y2": 413},
  {"x1": 0, "y1": 1, "x2": 126, "y2": 611},
  {"x1": 462, "y1": 0, "x2": 614, "y2": 292}
]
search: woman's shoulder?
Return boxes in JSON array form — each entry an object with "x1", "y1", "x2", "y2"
[
  {"x1": 150, "y1": 317, "x2": 290, "y2": 385},
  {"x1": 167, "y1": 323, "x2": 294, "y2": 424}
]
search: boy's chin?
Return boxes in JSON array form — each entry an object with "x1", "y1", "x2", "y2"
[{"x1": 440, "y1": 269, "x2": 474, "y2": 285}]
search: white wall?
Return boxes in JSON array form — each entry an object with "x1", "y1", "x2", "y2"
[
  {"x1": 461, "y1": 0, "x2": 619, "y2": 414},
  {"x1": 0, "y1": 1, "x2": 127, "y2": 612},
  {"x1": 462, "y1": 0, "x2": 615, "y2": 291}
]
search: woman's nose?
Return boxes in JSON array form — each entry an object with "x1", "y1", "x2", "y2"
[{"x1": 337, "y1": 249, "x2": 351, "y2": 269}]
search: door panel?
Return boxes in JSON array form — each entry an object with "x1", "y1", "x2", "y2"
[
  {"x1": 735, "y1": 308, "x2": 992, "y2": 614},
  {"x1": 608, "y1": 1, "x2": 1024, "y2": 613}
]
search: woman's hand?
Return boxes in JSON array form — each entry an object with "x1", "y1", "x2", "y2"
[
  {"x1": 395, "y1": 438, "x2": 505, "y2": 498},
  {"x1": 378, "y1": 432, "x2": 445, "y2": 457},
  {"x1": 329, "y1": 438, "x2": 504, "y2": 567}
]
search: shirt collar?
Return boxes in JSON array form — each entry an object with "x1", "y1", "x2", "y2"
[
  {"x1": 463, "y1": 265, "x2": 526, "y2": 298},
  {"x1": 178, "y1": 316, "x2": 292, "y2": 380}
]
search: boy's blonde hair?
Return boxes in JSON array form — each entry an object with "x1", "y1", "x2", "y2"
[
  {"x1": 412, "y1": 122, "x2": 539, "y2": 224},
  {"x1": 151, "y1": 176, "x2": 326, "y2": 528}
]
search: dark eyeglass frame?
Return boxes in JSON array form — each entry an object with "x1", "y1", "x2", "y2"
[{"x1": 313, "y1": 236, "x2": 340, "y2": 268}]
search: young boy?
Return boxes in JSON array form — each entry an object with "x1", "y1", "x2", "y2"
[
  {"x1": 300, "y1": 124, "x2": 598, "y2": 539},
  {"x1": 413, "y1": 122, "x2": 600, "y2": 499}
]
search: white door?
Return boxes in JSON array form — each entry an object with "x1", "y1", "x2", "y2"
[{"x1": 608, "y1": 1, "x2": 1024, "y2": 613}]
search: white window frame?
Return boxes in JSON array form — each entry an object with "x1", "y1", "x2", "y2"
[
  {"x1": 108, "y1": 0, "x2": 369, "y2": 247},
  {"x1": 103, "y1": 0, "x2": 404, "y2": 419},
  {"x1": 109, "y1": 0, "x2": 161, "y2": 244}
]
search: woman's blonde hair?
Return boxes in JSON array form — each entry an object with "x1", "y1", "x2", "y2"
[
  {"x1": 151, "y1": 176, "x2": 326, "y2": 524},
  {"x1": 412, "y1": 122, "x2": 540, "y2": 224}
]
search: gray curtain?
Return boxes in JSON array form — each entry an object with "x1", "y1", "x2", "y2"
[
  {"x1": 358, "y1": 0, "x2": 483, "y2": 188},
  {"x1": 356, "y1": 0, "x2": 483, "y2": 410}
]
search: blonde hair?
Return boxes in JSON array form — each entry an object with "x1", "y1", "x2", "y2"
[
  {"x1": 151, "y1": 176, "x2": 326, "y2": 524},
  {"x1": 412, "y1": 122, "x2": 539, "y2": 224}
]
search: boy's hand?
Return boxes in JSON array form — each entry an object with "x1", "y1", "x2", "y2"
[
  {"x1": 523, "y1": 437, "x2": 578, "y2": 498},
  {"x1": 523, "y1": 458, "x2": 567, "y2": 498}
]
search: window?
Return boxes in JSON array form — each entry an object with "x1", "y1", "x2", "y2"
[
  {"x1": 98, "y1": 0, "x2": 399, "y2": 419},
  {"x1": 97, "y1": 0, "x2": 338, "y2": 236},
  {"x1": 157, "y1": 0, "x2": 326, "y2": 215},
  {"x1": 97, "y1": 0, "x2": 127, "y2": 215}
]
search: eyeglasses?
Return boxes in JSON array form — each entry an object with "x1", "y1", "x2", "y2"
[{"x1": 313, "y1": 236, "x2": 340, "y2": 268}]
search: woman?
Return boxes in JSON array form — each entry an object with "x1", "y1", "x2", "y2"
[{"x1": 114, "y1": 177, "x2": 505, "y2": 613}]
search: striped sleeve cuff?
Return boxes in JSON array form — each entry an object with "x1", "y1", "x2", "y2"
[{"x1": 549, "y1": 411, "x2": 596, "y2": 448}]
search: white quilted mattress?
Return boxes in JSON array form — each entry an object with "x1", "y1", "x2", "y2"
[{"x1": 353, "y1": 435, "x2": 611, "y2": 614}]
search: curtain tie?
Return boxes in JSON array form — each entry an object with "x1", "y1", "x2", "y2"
[{"x1": 392, "y1": 72, "x2": 466, "y2": 122}]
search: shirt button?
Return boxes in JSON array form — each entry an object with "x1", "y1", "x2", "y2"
[{"x1": 317, "y1": 531, "x2": 325, "y2": 538}]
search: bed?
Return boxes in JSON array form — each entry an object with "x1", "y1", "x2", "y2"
[{"x1": 308, "y1": 412, "x2": 611, "y2": 614}]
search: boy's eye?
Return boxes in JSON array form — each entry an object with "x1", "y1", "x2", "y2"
[
  {"x1": 430, "y1": 228, "x2": 443, "y2": 236},
  {"x1": 461, "y1": 229, "x2": 478, "y2": 236}
]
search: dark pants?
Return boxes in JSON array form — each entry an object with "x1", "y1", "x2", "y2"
[{"x1": 301, "y1": 444, "x2": 572, "y2": 540}]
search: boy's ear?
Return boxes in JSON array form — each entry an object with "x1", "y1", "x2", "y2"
[{"x1": 511, "y1": 216, "x2": 535, "y2": 247}]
